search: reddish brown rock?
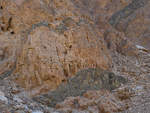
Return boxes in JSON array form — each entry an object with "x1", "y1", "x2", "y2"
[
  {"x1": 15, "y1": 24, "x2": 111, "y2": 94},
  {"x1": 0, "y1": 0, "x2": 138, "y2": 94},
  {"x1": 1, "y1": 0, "x2": 149, "y2": 112},
  {"x1": 56, "y1": 90, "x2": 127, "y2": 113}
]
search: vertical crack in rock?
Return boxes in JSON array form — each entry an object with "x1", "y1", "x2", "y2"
[
  {"x1": 109, "y1": 0, "x2": 148, "y2": 30},
  {"x1": 33, "y1": 68, "x2": 126, "y2": 107}
]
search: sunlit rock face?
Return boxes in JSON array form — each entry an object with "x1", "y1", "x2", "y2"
[
  {"x1": 0, "y1": 0, "x2": 113, "y2": 94},
  {"x1": 0, "y1": 0, "x2": 150, "y2": 112},
  {"x1": 0, "y1": 0, "x2": 140, "y2": 95},
  {"x1": 15, "y1": 23, "x2": 112, "y2": 94}
]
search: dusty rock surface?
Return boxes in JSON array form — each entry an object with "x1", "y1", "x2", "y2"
[
  {"x1": 15, "y1": 24, "x2": 111, "y2": 94},
  {"x1": 109, "y1": 0, "x2": 150, "y2": 49},
  {"x1": 33, "y1": 68, "x2": 126, "y2": 107},
  {"x1": 0, "y1": 0, "x2": 149, "y2": 113}
]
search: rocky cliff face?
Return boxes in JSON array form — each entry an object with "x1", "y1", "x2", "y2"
[
  {"x1": 0, "y1": 0, "x2": 149, "y2": 113},
  {"x1": 0, "y1": 0, "x2": 137, "y2": 94}
]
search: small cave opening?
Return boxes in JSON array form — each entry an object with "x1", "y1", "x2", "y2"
[{"x1": 0, "y1": 6, "x2": 3, "y2": 10}]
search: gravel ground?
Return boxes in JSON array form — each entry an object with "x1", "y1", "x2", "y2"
[{"x1": 119, "y1": 49, "x2": 150, "y2": 113}]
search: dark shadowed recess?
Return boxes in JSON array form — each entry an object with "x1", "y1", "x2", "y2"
[{"x1": 33, "y1": 68, "x2": 126, "y2": 107}]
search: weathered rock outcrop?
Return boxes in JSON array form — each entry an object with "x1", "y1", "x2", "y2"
[
  {"x1": 0, "y1": 0, "x2": 136, "y2": 94},
  {"x1": 33, "y1": 68, "x2": 126, "y2": 106},
  {"x1": 0, "y1": 0, "x2": 109, "y2": 94},
  {"x1": 0, "y1": 0, "x2": 150, "y2": 113},
  {"x1": 15, "y1": 24, "x2": 112, "y2": 93},
  {"x1": 109, "y1": 0, "x2": 150, "y2": 49},
  {"x1": 0, "y1": 0, "x2": 143, "y2": 94}
]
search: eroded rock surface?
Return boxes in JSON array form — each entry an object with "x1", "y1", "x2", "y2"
[
  {"x1": 15, "y1": 24, "x2": 112, "y2": 94},
  {"x1": 109, "y1": 0, "x2": 150, "y2": 49},
  {"x1": 33, "y1": 68, "x2": 126, "y2": 107},
  {"x1": 0, "y1": 0, "x2": 137, "y2": 93},
  {"x1": 0, "y1": 0, "x2": 149, "y2": 113}
]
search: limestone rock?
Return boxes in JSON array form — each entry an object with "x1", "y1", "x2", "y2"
[
  {"x1": 0, "y1": 0, "x2": 149, "y2": 113},
  {"x1": 15, "y1": 24, "x2": 112, "y2": 94},
  {"x1": 0, "y1": 0, "x2": 140, "y2": 98},
  {"x1": 0, "y1": 0, "x2": 112, "y2": 93}
]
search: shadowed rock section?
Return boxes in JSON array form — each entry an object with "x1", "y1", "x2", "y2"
[
  {"x1": 109, "y1": 0, "x2": 148, "y2": 31},
  {"x1": 33, "y1": 68, "x2": 126, "y2": 107}
]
